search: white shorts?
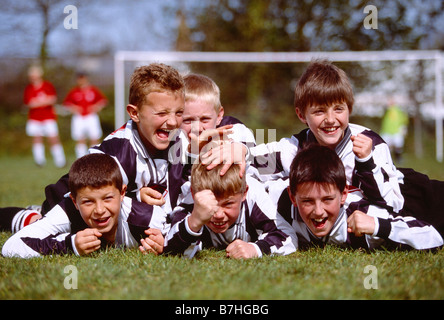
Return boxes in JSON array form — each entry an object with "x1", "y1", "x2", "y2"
[
  {"x1": 71, "y1": 113, "x2": 102, "y2": 141},
  {"x1": 26, "y1": 119, "x2": 59, "y2": 137}
]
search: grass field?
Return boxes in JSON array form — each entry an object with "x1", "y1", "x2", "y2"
[{"x1": 1, "y1": 151, "x2": 443, "y2": 301}]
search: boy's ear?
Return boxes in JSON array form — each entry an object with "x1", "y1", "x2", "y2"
[
  {"x1": 340, "y1": 186, "x2": 349, "y2": 206},
  {"x1": 121, "y1": 184, "x2": 127, "y2": 197},
  {"x1": 216, "y1": 106, "x2": 224, "y2": 126},
  {"x1": 126, "y1": 104, "x2": 139, "y2": 123},
  {"x1": 69, "y1": 193, "x2": 79, "y2": 210},
  {"x1": 286, "y1": 186, "x2": 297, "y2": 207},
  {"x1": 295, "y1": 107, "x2": 307, "y2": 124},
  {"x1": 241, "y1": 184, "x2": 249, "y2": 202}
]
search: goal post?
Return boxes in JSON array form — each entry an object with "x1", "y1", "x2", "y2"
[{"x1": 114, "y1": 50, "x2": 443, "y2": 162}]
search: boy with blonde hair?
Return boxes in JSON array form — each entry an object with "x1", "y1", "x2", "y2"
[{"x1": 163, "y1": 162, "x2": 295, "y2": 259}]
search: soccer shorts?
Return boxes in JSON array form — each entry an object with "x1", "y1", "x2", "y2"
[
  {"x1": 26, "y1": 119, "x2": 59, "y2": 137},
  {"x1": 71, "y1": 113, "x2": 102, "y2": 141}
]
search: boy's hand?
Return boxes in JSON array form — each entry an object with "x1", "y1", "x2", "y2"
[
  {"x1": 226, "y1": 239, "x2": 258, "y2": 259},
  {"x1": 140, "y1": 186, "x2": 166, "y2": 206},
  {"x1": 139, "y1": 228, "x2": 164, "y2": 255},
  {"x1": 200, "y1": 141, "x2": 247, "y2": 177},
  {"x1": 347, "y1": 210, "x2": 375, "y2": 236},
  {"x1": 75, "y1": 228, "x2": 102, "y2": 256},
  {"x1": 188, "y1": 190, "x2": 219, "y2": 233},
  {"x1": 188, "y1": 125, "x2": 233, "y2": 154},
  {"x1": 351, "y1": 134, "x2": 373, "y2": 159}
]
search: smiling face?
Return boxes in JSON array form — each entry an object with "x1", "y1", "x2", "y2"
[
  {"x1": 289, "y1": 182, "x2": 347, "y2": 238},
  {"x1": 71, "y1": 184, "x2": 126, "y2": 242},
  {"x1": 181, "y1": 99, "x2": 224, "y2": 138},
  {"x1": 296, "y1": 102, "x2": 349, "y2": 150},
  {"x1": 205, "y1": 190, "x2": 248, "y2": 234},
  {"x1": 127, "y1": 91, "x2": 184, "y2": 155}
]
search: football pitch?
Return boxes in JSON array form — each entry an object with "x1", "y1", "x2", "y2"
[{"x1": 0, "y1": 155, "x2": 443, "y2": 301}]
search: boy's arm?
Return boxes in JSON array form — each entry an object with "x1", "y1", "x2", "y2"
[
  {"x1": 1, "y1": 205, "x2": 73, "y2": 258},
  {"x1": 347, "y1": 206, "x2": 443, "y2": 250},
  {"x1": 351, "y1": 131, "x2": 404, "y2": 213},
  {"x1": 246, "y1": 177, "x2": 296, "y2": 256}
]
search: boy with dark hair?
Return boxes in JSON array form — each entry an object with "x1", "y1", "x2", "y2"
[
  {"x1": 163, "y1": 162, "x2": 295, "y2": 259},
  {"x1": 2, "y1": 154, "x2": 165, "y2": 258},
  {"x1": 273, "y1": 144, "x2": 443, "y2": 251}
]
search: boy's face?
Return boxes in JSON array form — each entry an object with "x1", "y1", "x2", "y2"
[
  {"x1": 296, "y1": 102, "x2": 349, "y2": 150},
  {"x1": 288, "y1": 182, "x2": 347, "y2": 238},
  {"x1": 127, "y1": 91, "x2": 184, "y2": 155},
  {"x1": 181, "y1": 99, "x2": 224, "y2": 139},
  {"x1": 71, "y1": 184, "x2": 126, "y2": 238},
  {"x1": 206, "y1": 189, "x2": 247, "y2": 234}
]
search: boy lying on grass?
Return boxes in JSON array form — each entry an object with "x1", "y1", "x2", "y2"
[
  {"x1": 2, "y1": 153, "x2": 164, "y2": 258},
  {"x1": 273, "y1": 144, "x2": 443, "y2": 251},
  {"x1": 163, "y1": 161, "x2": 296, "y2": 259}
]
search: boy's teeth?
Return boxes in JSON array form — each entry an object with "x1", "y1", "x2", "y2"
[{"x1": 314, "y1": 218, "x2": 324, "y2": 222}]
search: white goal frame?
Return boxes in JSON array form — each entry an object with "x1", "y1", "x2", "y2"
[{"x1": 114, "y1": 50, "x2": 443, "y2": 162}]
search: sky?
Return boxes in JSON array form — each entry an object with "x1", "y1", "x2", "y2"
[{"x1": 0, "y1": 0, "x2": 186, "y2": 59}]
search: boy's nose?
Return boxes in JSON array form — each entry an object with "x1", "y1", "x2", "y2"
[{"x1": 166, "y1": 113, "x2": 179, "y2": 127}]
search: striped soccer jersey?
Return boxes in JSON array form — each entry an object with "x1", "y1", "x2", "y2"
[
  {"x1": 163, "y1": 176, "x2": 296, "y2": 258},
  {"x1": 248, "y1": 123, "x2": 405, "y2": 213},
  {"x1": 271, "y1": 180, "x2": 443, "y2": 251},
  {"x1": 1, "y1": 196, "x2": 166, "y2": 258}
]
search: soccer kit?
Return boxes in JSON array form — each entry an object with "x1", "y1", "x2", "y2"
[
  {"x1": 248, "y1": 123, "x2": 404, "y2": 213},
  {"x1": 63, "y1": 85, "x2": 107, "y2": 141},
  {"x1": 1, "y1": 196, "x2": 165, "y2": 258},
  {"x1": 163, "y1": 176, "x2": 296, "y2": 258},
  {"x1": 272, "y1": 182, "x2": 443, "y2": 251},
  {"x1": 41, "y1": 119, "x2": 191, "y2": 237}
]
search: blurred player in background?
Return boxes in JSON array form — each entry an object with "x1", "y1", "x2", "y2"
[
  {"x1": 23, "y1": 65, "x2": 66, "y2": 168},
  {"x1": 63, "y1": 72, "x2": 107, "y2": 158}
]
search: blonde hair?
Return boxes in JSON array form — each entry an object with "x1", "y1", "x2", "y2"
[
  {"x1": 184, "y1": 73, "x2": 221, "y2": 112},
  {"x1": 191, "y1": 162, "x2": 246, "y2": 198}
]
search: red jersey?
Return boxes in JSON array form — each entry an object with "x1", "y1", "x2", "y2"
[
  {"x1": 63, "y1": 85, "x2": 107, "y2": 116},
  {"x1": 23, "y1": 81, "x2": 57, "y2": 121}
]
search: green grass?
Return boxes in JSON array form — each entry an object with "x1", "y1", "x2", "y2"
[{"x1": 0, "y1": 153, "x2": 443, "y2": 301}]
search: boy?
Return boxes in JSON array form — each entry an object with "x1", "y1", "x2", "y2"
[
  {"x1": 2, "y1": 153, "x2": 164, "y2": 258},
  {"x1": 163, "y1": 162, "x2": 296, "y2": 258},
  {"x1": 181, "y1": 73, "x2": 256, "y2": 149},
  {"x1": 63, "y1": 71, "x2": 108, "y2": 158},
  {"x1": 273, "y1": 144, "x2": 443, "y2": 251},
  {"x1": 140, "y1": 72, "x2": 255, "y2": 206},
  {"x1": 23, "y1": 65, "x2": 66, "y2": 168}
]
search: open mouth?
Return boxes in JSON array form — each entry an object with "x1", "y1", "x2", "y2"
[
  {"x1": 93, "y1": 216, "x2": 110, "y2": 227},
  {"x1": 210, "y1": 221, "x2": 228, "y2": 231},
  {"x1": 156, "y1": 129, "x2": 172, "y2": 140},
  {"x1": 312, "y1": 217, "x2": 328, "y2": 229},
  {"x1": 321, "y1": 127, "x2": 339, "y2": 135}
]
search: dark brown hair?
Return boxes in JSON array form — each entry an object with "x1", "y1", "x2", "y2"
[
  {"x1": 69, "y1": 153, "x2": 123, "y2": 198},
  {"x1": 289, "y1": 144, "x2": 346, "y2": 196}
]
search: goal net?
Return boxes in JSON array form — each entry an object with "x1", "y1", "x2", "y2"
[{"x1": 114, "y1": 50, "x2": 443, "y2": 162}]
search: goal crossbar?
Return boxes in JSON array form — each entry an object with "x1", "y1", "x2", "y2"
[{"x1": 114, "y1": 50, "x2": 443, "y2": 162}]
